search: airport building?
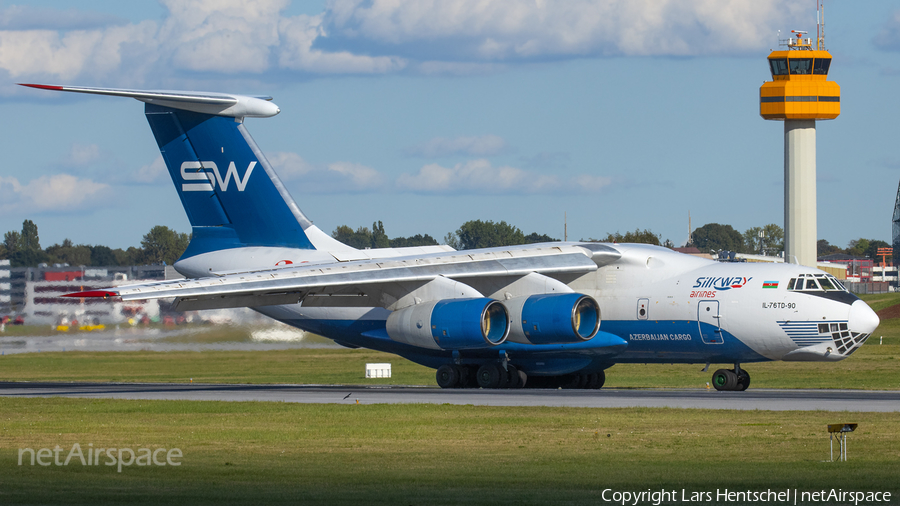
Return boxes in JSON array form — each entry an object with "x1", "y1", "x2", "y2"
[
  {"x1": 1, "y1": 264, "x2": 182, "y2": 325},
  {"x1": 0, "y1": 259, "x2": 10, "y2": 307}
]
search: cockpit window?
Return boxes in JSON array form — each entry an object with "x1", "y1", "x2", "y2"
[
  {"x1": 819, "y1": 277, "x2": 837, "y2": 291},
  {"x1": 769, "y1": 58, "x2": 789, "y2": 76},
  {"x1": 789, "y1": 58, "x2": 813, "y2": 75},
  {"x1": 788, "y1": 273, "x2": 848, "y2": 292}
]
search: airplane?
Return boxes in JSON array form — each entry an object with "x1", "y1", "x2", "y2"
[{"x1": 21, "y1": 83, "x2": 880, "y2": 391}]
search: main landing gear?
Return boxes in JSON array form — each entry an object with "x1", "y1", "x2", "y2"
[
  {"x1": 711, "y1": 365, "x2": 750, "y2": 391},
  {"x1": 435, "y1": 364, "x2": 605, "y2": 390},
  {"x1": 436, "y1": 363, "x2": 526, "y2": 389}
]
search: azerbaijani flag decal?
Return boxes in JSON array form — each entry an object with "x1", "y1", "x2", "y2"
[{"x1": 762, "y1": 281, "x2": 779, "y2": 289}]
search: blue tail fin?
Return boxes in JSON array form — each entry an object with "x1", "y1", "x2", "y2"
[
  {"x1": 144, "y1": 103, "x2": 315, "y2": 256},
  {"x1": 19, "y1": 83, "x2": 353, "y2": 259}
]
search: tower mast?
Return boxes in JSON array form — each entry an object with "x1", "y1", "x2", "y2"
[{"x1": 760, "y1": 5, "x2": 840, "y2": 267}]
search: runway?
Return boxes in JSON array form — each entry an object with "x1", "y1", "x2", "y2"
[{"x1": 2, "y1": 382, "x2": 899, "y2": 411}]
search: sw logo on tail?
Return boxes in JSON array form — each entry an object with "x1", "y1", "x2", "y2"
[{"x1": 181, "y1": 161, "x2": 256, "y2": 192}]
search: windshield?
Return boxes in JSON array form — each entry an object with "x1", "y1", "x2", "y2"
[{"x1": 787, "y1": 273, "x2": 848, "y2": 292}]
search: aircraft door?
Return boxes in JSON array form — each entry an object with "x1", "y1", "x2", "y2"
[{"x1": 698, "y1": 300, "x2": 723, "y2": 344}]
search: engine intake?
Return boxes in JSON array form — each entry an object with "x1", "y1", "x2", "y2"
[
  {"x1": 386, "y1": 298, "x2": 509, "y2": 350},
  {"x1": 504, "y1": 293, "x2": 600, "y2": 345}
]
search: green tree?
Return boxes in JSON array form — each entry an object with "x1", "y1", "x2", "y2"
[
  {"x1": 862, "y1": 239, "x2": 890, "y2": 262},
  {"x1": 90, "y1": 245, "x2": 120, "y2": 266},
  {"x1": 443, "y1": 232, "x2": 460, "y2": 250},
  {"x1": 372, "y1": 221, "x2": 390, "y2": 249},
  {"x1": 20, "y1": 219, "x2": 40, "y2": 252},
  {"x1": 846, "y1": 238, "x2": 870, "y2": 258},
  {"x1": 141, "y1": 226, "x2": 190, "y2": 265},
  {"x1": 3, "y1": 231, "x2": 19, "y2": 257},
  {"x1": 742, "y1": 224, "x2": 784, "y2": 255},
  {"x1": 46, "y1": 239, "x2": 92, "y2": 266},
  {"x1": 390, "y1": 234, "x2": 439, "y2": 248},
  {"x1": 588, "y1": 228, "x2": 661, "y2": 245},
  {"x1": 691, "y1": 223, "x2": 744, "y2": 253},
  {"x1": 332, "y1": 225, "x2": 355, "y2": 246},
  {"x1": 332, "y1": 225, "x2": 375, "y2": 249},
  {"x1": 117, "y1": 247, "x2": 144, "y2": 266},
  {"x1": 456, "y1": 220, "x2": 526, "y2": 249},
  {"x1": 7, "y1": 220, "x2": 47, "y2": 266},
  {"x1": 817, "y1": 239, "x2": 842, "y2": 257},
  {"x1": 523, "y1": 232, "x2": 559, "y2": 244}
]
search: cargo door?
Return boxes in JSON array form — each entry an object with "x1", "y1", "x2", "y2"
[{"x1": 697, "y1": 300, "x2": 723, "y2": 344}]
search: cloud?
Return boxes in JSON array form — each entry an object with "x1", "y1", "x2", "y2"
[
  {"x1": 66, "y1": 143, "x2": 102, "y2": 166},
  {"x1": 319, "y1": 0, "x2": 808, "y2": 60},
  {"x1": 277, "y1": 13, "x2": 406, "y2": 74},
  {"x1": 161, "y1": 0, "x2": 287, "y2": 74},
  {"x1": 405, "y1": 135, "x2": 508, "y2": 158},
  {"x1": 132, "y1": 156, "x2": 169, "y2": 184},
  {"x1": 326, "y1": 161, "x2": 385, "y2": 188},
  {"x1": 267, "y1": 151, "x2": 316, "y2": 179},
  {"x1": 395, "y1": 158, "x2": 611, "y2": 194},
  {"x1": 874, "y1": 10, "x2": 900, "y2": 52},
  {"x1": 0, "y1": 0, "x2": 808, "y2": 88},
  {"x1": 268, "y1": 151, "x2": 386, "y2": 193},
  {"x1": 0, "y1": 174, "x2": 110, "y2": 213}
]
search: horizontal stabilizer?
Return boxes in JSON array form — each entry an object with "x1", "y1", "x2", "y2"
[{"x1": 19, "y1": 83, "x2": 279, "y2": 118}]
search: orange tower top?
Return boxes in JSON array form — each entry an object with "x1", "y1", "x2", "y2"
[{"x1": 760, "y1": 29, "x2": 840, "y2": 121}]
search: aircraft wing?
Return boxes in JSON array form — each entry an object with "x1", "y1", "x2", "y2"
[{"x1": 69, "y1": 243, "x2": 620, "y2": 311}]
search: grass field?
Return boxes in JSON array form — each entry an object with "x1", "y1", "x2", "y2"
[
  {"x1": 0, "y1": 295, "x2": 898, "y2": 504},
  {"x1": 1, "y1": 398, "x2": 898, "y2": 505}
]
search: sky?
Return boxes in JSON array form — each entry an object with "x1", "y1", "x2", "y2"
[{"x1": 1, "y1": 0, "x2": 899, "y2": 251}]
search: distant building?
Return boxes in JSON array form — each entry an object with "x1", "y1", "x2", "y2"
[
  {"x1": 0, "y1": 259, "x2": 10, "y2": 308},
  {"x1": 2, "y1": 264, "x2": 183, "y2": 325},
  {"x1": 817, "y1": 254, "x2": 873, "y2": 282}
]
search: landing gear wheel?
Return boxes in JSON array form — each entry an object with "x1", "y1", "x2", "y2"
[
  {"x1": 476, "y1": 364, "x2": 502, "y2": 389},
  {"x1": 559, "y1": 374, "x2": 580, "y2": 389},
  {"x1": 517, "y1": 369, "x2": 528, "y2": 388},
  {"x1": 436, "y1": 364, "x2": 460, "y2": 389},
  {"x1": 594, "y1": 371, "x2": 606, "y2": 389},
  {"x1": 712, "y1": 369, "x2": 737, "y2": 391},
  {"x1": 585, "y1": 372, "x2": 604, "y2": 389},
  {"x1": 736, "y1": 370, "x2": 750, "y2": 391},
  {"x1": 506, "y1": 365, "x2": 521, "y2": 389},
  {"x1": 497, "y1": 366, "x2": 511, "y2": 388}
]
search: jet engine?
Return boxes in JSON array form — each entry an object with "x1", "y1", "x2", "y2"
[
  {"x1": 386, "y1": 298, "x2": 509, "y2": 350},
  {"x1": 504, "y1": 293, "x2": 600, "y2": 345}
]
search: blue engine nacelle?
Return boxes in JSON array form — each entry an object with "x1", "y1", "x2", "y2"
[
  {"x1": 385, "y1": 298, "x2": 509, "y2": 350},
  {"x1": 503, "y1": 293, "x2": 600, "y2": 345}
]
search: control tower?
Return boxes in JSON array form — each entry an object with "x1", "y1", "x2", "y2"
[{"x1": 760, "y1": 5, "x2": 839, "y2": 267}]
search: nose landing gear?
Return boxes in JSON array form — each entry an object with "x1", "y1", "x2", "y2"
[{"x1": 711, "y1": 365, "x2": 750, "y2": 391}]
